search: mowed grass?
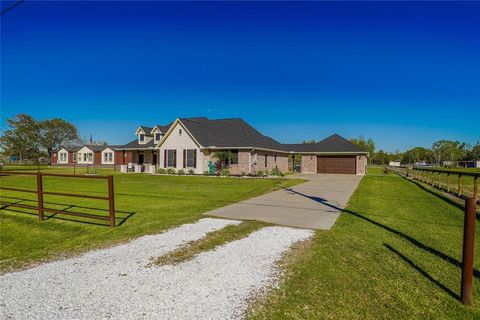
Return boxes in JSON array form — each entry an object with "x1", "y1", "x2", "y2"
[
  {"x1": 155, "y1": 221, "x2": 269, "y2": 266},
  {"x1": 0, "y1": 170, "x2": 303, "y2": 272},
  {"x1": 249, "y1": 169, "x2": 480, "y2": 319}
]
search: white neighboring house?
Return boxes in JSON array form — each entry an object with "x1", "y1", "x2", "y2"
[
  {"x1": 475, "y1": 160, "x2": 480, "y2": 168},
  {"x1": 101, "y1": 148, "x2": 115, "y2": 165},
  {"x1": 389, "y1": 161, "x2": 401, "y2": 167},
  {"x1": 77, "y1": 146, "x2": 94, "y2": 164}
]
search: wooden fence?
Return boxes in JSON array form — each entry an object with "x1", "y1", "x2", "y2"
[
  {"x1": 388, "y1": 166, "x2": 479, "y2": 203},
  {"x1": 0, "y1": 171, "x2": 116, "y2": 227}
]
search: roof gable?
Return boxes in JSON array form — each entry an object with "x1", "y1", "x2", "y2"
[
  {"x1": 178, "y1": 117, "x2": 285, "y2": 150},
  {"x1": 283, "y1": 134, "x2": 366, "y2": 153}
]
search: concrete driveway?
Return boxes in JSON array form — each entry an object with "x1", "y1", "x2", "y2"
[{"x1": 204, "y1": 173, "x2": 363, "y2": 230}]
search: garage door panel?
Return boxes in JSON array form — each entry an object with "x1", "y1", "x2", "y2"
[{"x1": 317, "y1": 156, "x2": 356, "y2": 174}]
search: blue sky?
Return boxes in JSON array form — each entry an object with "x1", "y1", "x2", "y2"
[{"x1": 1, "y1": 1, "x2": 479, "y2": 152}]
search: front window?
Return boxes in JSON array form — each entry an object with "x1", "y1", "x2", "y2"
[
  {"x1": 73, "y1": 153, "x2": 77, "y2": 162},
  {"x1": 83, "y1": 153, "x2": 87, "y2": 161},
  {"x1": 264, "y1": 154, "x2": 268, "y2": 167},
  {"x1": 179, "y1": 129, "x2": 182, "y2": 135},
  {"x1": 186, "y1": 149, "x2": 196, "y2": 168},
  {"x1": 104, "y1": 152, "x2": 113, "y2": 162},
  {"x1": 59, "y1": 152, "x2": 67, "y2": 162},
  {"x1": 231, "y1": 150, "x2": 239, "y2": 165},
  {"x1": 139, "y1": 134, "x2": 145, "y2": 142},
  {"x1": 167, "y1": 149, "x2": 176, "y2": 167}
]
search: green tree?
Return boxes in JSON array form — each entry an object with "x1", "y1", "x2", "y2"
[
  {"x1": 431, "y1": 140, "x2": 467, "y2": 165},
  {"x1": 40, "y1": 118, "x2": 80, "y2": 158},
  {"x1": 467, "y1": 141, "x2": 480, "y2": 160},
  {"x1": 372, "y1": 150, "x2": 393, "y2": 165},
  {"x1": 402, "y1": 147, "x2": 433, "y2": 165},
  {"x1": 350, "y1": 136, "x2": 375, "y2": 163},
  {"x1": 0, "y1": 114, "x2": 44, "y2": 162}
]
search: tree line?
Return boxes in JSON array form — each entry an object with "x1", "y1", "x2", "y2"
[
  {"x1": 0, "y1": 114, "x2": 99, "y2": 163},
  {"x1": 348, "y1": 136, "x2": 480, "y2": 166}
]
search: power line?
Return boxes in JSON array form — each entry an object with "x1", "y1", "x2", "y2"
[{"x1": 0, "y1": 0, "x2": 24, "y2": 16}]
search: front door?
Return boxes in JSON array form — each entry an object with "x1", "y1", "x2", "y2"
[
  {"x1": 152, "y1": 153, "x2": 157, "y2": 166},
  {"x1": 138, "y1": 153, "x2": 144, "y2": 165}
]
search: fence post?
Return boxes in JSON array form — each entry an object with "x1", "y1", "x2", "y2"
[
  {"x1": 438, "y1": 172, "x2": 441, "y2": 189},
  {"x1": 461, "y1": 197, "x2": 477, "y2": 305},
  {"x1": 447, "y1": 173, "x2": 451, "y2": 193},
  {"x1": 108, "y1": 175, "x2": 115, "y2": 227},
  {"x1": 474, "y1": 176, "x2": 478, "y2": 199},
  {"x1": 36, "y1": 172, "x2": 44, "y2": 221},
  {"x1": 458, "y1": 174, "x2": 462, "y2": 196}
]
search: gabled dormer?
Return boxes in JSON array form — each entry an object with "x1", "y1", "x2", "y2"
[
  {"x1": 151, "y1": 126, "x2": 165, "y2": 144},
  {"x1": 135, "y1": 126, "x2": 153, "y2": 145}
]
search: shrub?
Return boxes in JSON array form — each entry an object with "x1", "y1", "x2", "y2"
[
  {"x1": 241, "y1": 171, "x2": 246, "y2": 176},
  {"x1": 188, "y1": 169, "x2": 195, "y2": 175},
  {"x1": 177, "y1": 169, "x2": 185, "y2": 175},
  {"x1": 156, "y1": 168, "x2": 167, "y2": 174},
  {"x1": 203, "y1": 170, "x2": 210, "y2": 175},
  {"x1": 221, "y1": 168, "x2": 230, "y2": 176},
  {"x1": 167, "y1": 168, "x2": 176, "y2": 175},
  {"x1": 270, "y1": 167, "x2": 284, "y2": 177},
  {"x1": 256, "y1": 170, "x2": 264, "y2": 177}
]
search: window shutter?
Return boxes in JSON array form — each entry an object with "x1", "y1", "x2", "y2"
[
  {"x1": 173, "y1": 150, "x2": 177, "y2": 167},
  {"x1": 164, "y1": 150, "x2": 167, "y2": 167},
  {"x1": 193, "y1": 149, "x2": 197, "y2": 168},
  {"x1": 183, "y1": 150, "x2": 186, "y2": 168}
]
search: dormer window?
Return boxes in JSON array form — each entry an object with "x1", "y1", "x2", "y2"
[
  {"x1": 155, "y1": 133, "x2": 161, "y2": 142},
  {"x1": 139, "y1": 134, "x2": 145, "y2": 142}
]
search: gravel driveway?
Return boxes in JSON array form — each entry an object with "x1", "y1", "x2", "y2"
[{"x1": 0, "y1": 218, "x2": 313, "y2": 319}]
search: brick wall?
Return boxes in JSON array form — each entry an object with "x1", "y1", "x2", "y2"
[
  {"x1": 301, "y1": 155, "x2": 317, "y2": 173},
  {"x1": 253, "y1": 151, "x2": 289, "y2": 173},
  {"x1": 94, "y1": 151, "x2": 101, "y2": 164},
  {"x1": 356, "y1": 155, "x2": 366, "y2": 175}
]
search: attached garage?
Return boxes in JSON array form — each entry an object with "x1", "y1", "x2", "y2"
[{"x1": 317, "y1": 156, "x2": 356, "y2": 174}]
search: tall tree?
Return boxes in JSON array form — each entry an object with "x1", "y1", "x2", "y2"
[
  {"x1": 467, "y1": 141, "x2": 480, "y2": 160},
  {"x1": 40, "y1": 118, "x2": 80, "y2": 157},
  {"x1": 431, "y1": 140, "x2": 467, "y2": 165},
  {"x1": 350, "y1": 136, "x2": 375, "y2": 163},
  {"x1": 0, "y1": 114, "x2": 43, "y2": 161},
  {"x1": 402, "y1": 147, "x2": 433, "y2": 164}
]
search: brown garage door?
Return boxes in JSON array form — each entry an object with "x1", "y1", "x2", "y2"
[{"x1": 317, "y1": 156, "x2": 356, "y2": 174}]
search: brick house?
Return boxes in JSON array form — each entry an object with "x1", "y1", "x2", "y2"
[{"x1": 50, "y1": 117, "x2": 367, "y2": 175}]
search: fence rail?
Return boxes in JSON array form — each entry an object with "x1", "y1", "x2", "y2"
[
  {"x1": 387, "y1": 166, "x2": 479, "y2": 202},
  {"x1": 0, "y1": 171, "x2": 116, "y2": 227}
]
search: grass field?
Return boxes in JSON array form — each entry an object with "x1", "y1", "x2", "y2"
[
  {"x1": 249, "y1": 167, "x2": 480, "y2": 319},
  {"x1": 0, "y1": 169, "x2": 302, "y2": 272}
]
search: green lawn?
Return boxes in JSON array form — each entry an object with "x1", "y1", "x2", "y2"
[
  {"x1": 0, "y1": 170, "x2": 302, "y2": 272},
  {"x1": 249, "y1": 169, "x2": 480, "y2": 319}
]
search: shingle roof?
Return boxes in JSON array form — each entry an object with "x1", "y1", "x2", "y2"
[
  {"x1": 139, "y1": 126, "x2": 153, "y2": 134},
  {"x1": 284, "y1": 134, "x2": 367, "y2": 153},
  {"x1": 56, "y1": 145, "x2": 115, "y2": 152},
  {"x1": 154, "y1": 123, "x2": 173, "y2": 134},
  {"x1": 115, "y1": 139, "x2": 156, "y2": 149},
  {"x1": 179, "y1": 118, "x2": 286, "y2": 151}
]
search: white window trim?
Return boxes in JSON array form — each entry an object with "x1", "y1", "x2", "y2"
[{"x1": 58, "y1": 151, "x2": 68, "y2": 163}]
